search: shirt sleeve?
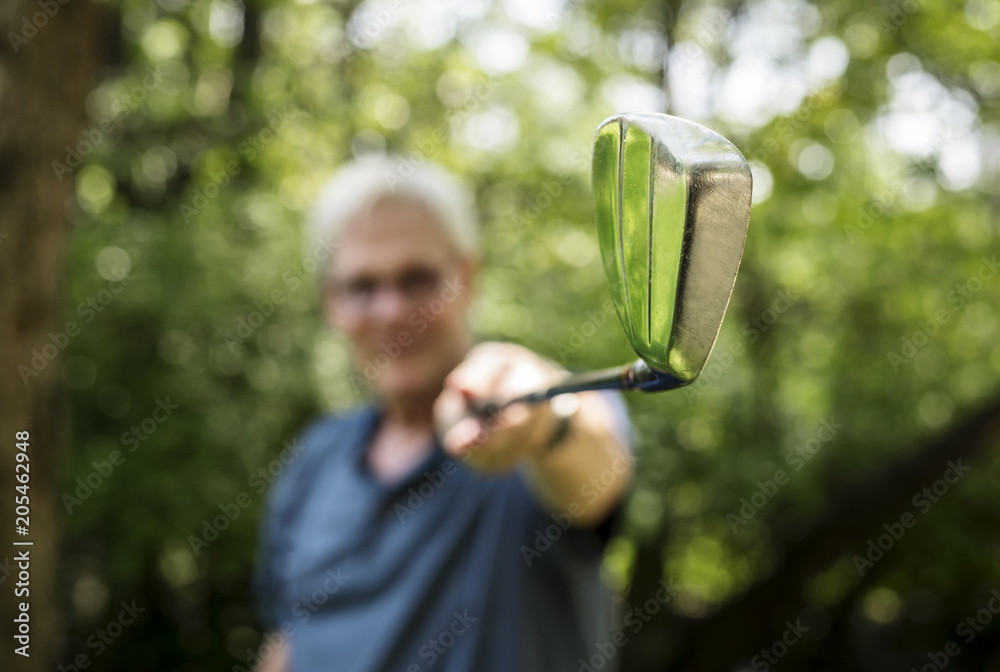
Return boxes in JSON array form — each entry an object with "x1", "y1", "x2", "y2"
[
  {"x1": 251, "y1": 493, "x2": 283, "y2": 632},
  {"x1": 251, "y1": 445, "x2": 308, "y2": 632},
  {"x1": 249, "y1": 415, "x2": 341, "y2": 632}
]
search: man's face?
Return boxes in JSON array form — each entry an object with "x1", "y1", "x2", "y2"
[{"x1": 324, "y1": 198, "x2": 475, "y2": 401}]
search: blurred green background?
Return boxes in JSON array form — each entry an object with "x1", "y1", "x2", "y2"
[{"x1": 9, "y1": 0, "x2": 1000, "y2": 669}]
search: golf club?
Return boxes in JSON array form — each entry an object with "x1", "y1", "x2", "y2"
[{"x1": 471, "y1": 112, "x2": 752, "y2": 416}]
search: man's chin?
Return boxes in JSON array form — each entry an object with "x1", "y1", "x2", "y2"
[{"x1": 374, "y1": 368, "x2": 442, "y2": 401}]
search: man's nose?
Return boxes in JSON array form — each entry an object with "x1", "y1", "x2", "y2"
[{"x1": 369, "y1": 284, "x2": 411, "y2": 322}]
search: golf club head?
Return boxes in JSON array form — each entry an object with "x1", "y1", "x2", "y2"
[{"x1": 593, "y1": 112, "x2": 752, "y2": 389}]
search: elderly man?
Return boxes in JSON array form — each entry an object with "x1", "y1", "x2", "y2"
[{"x1": 252, "y1": 157, "x2": 634, "y2": 672}]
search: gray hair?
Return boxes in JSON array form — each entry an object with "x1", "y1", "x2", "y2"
[{"x1": 308, "y1": 156, "x2": 479, "y2": 270}]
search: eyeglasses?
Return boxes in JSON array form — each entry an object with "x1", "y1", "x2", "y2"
[{"x1": 327, "y1": 265, "x2": 450, "y2": 313}]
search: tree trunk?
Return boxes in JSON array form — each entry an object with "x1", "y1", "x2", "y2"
[{"x1": 0, "y1": 1, "x2": 107, "y2": 670}]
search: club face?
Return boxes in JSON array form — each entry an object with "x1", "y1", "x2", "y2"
[{"x1": 592, "y1": 112, "x2": 752, "y2": 386}]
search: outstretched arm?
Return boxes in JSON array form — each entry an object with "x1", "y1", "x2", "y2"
[{"x1": 434, "y1": 341, "x2": 634, "y2": 526}]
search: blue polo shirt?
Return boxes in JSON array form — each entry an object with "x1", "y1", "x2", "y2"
[{"x1": 252, "y1": 400, "x2": 630, "y2": 672}]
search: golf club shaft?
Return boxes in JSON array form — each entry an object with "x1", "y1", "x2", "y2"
[{"x1": 468, "y1": 359, "x2": 686, "y2": 417}]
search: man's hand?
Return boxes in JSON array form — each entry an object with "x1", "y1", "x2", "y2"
[
  {"x1": 434, "y1": 341, "x2": 634, "y2": 526},
  {"x1": 433, "y1": 341, "x2": 564, "y2": 471}
]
